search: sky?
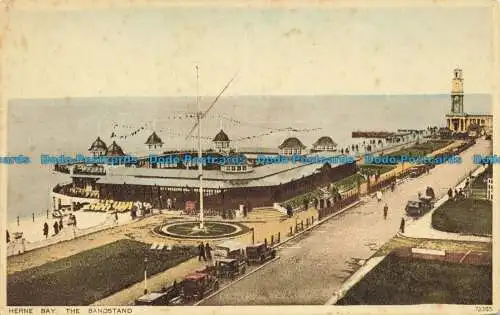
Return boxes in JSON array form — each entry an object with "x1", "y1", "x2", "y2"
[{"x1": 1, "y1": 2, "x2": 496, "y2": 98}]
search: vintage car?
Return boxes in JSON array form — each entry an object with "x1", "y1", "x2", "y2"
[
  {"x1": 425, "y1": 186, "x2": 436, "y2": 199},
  {"x1": 215, "y1": 258, "x2": 247, "y2": 279},
  {"x1": 405, "y1": 199, "x2": 433, "y2": 217},
  {"x1": 246, "y1": 243, "x2": 276, "y2": 265},
  {"x1": 134, "y1": 283, "x2": 182, "y2": 306},
  {"x1": 182, "y1": 272, "x2": 219, "y2": 301},
  {"x1": 214, "y1": 240, "x2": 247, "y2": 262},
  {"x1": 135, "y1": 292, "x2": 173, "y2": 306},
  {"x1": 408, "y1": 165, "x2": 428, "y2": 178}
]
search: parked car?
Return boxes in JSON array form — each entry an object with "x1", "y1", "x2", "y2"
[
  {"x1": 182, "y1": 272, "x2": 219, "y2": 302},
  {"x1": 408, "y1": 165, "x2": 428, "y2": 178},
  {"x1": 215, "y1": 258, "x2": 247, "y2": 279},
  {"x1": 214, "y1": 240, "x2": 247, "y2": 262},
  {"x1": 134, "y1": 283, "x2": 182, "y2": 306},
  {"x1": 405, "y1": 199, "x2": 432, "y2": 217},
  {"x1": 425, "y1": 186, "x2": 436, "y2": 199},
  {"x1": 135, "y1": 291, "x2": 174, "y2": 306},
  {"x1": 246, "y1": 243, "x2": 276, "y2": 265}
]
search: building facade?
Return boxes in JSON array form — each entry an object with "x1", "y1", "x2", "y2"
[{"x1": 445, "y1": 68, "x2": 493, "y2": 135}]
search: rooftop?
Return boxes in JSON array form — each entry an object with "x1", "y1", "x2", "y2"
[
  {"x1": 89, "y1": 137, "x2": 107, "y2": 151},
  {"x1": 145, "y1": 131, "x2": 163, "y2": 145},
  {"x1": 97, "y1": 154, "x2": 350, "y2": 188},
  {"x1": 213, "y1": 130, "x2": 230, "y2": 142},
  {"x1": 278, "y1": 137, "x2": 306, "y2": 149}
]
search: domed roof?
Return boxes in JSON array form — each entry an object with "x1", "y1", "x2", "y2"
[
  {"x1": 107, "y1": 141, "x2": 125, "y2": 156},
  {"x1": 313, "y1": 136, "x2": 337, "y2": 147},
  {"x1": 213, "y1": 130, "x2": 230, "y2": 142},
  {"x1": 89, "y1": 137, "x2": 107, "y2": 151},
  {"x1": 278, "y1": 137, "x2": 306, "y2": 149},
  {"x1": 145, "y1": 131, "x2": 163, "y2": 145}
]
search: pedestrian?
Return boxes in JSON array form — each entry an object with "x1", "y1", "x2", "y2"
[
  {"x1": 243, "y1": 205, "x2": 247, "y2": 218},
  {"x1": 167, "y1": 198, "x2": 172, "y2": 210},
  {"x1": 59, "y1": 218, "x2": 63, "y2": 231},
  {"x1": 391, "y1": 182, "x2": 395, "y2": 192},
  {"x1": 198, "y1": 242, "x2": 206, "y2": 262},
  {"x1": 114, "y1": 211, "x2": 119, "y2": 225},
  {"x1": 400, "y1": 217, "x2": 405, "y2": 234},
  {"x1": 43, "y1": 222, "x2": 49, "y2": 238},
  {"x1": 73, "y1": 214, "x2": 77, "y2": 227},
  {"x1": 53, "y1": 221, "x2": 59, "y2": 235},
  {"x1": 172, "y1": 280, "x2": 179, "y2": 295},
  {"x1": 376, "y1": 190, "x2": 382, "y2": 202},
  {"x1": 454, "y1": 189, "x2": 459, "y2": 201},
  {"x1": 447, "y1": 188, "x2": 453, "y2": 199},
  {"x1": 417, "y1": 192, "x2": 422, "y2": 199},
  {"x1": 205, "y1": 243, "x2": 212, "y2": 263},
  {"x1": 383, "y1": 204, "x2": 388, "y2": 220},
  {"x1": 6, "y1": 230, "x2": 10, "y2": 243}
]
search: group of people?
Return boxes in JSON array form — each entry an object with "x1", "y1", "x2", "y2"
[
  {"x1": 198, "y1": 242, "x2": 213, "y2": 263},
  {"x1": 447, "y1": 186, "x2": 469, "y2": 201},
  {"x1": 130, "y1": 201, "x2": 153, "y2": 219},
  {"x1": 165, "y1": 197, "x2": 177, "y2": 210},
  {"x1": 43, "y1": 213, "x2": 77, "y2": 239}
]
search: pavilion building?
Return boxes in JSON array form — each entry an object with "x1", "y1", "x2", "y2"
[{"x1": 51, "y1": 131, "x2": 357, "y2": 211}]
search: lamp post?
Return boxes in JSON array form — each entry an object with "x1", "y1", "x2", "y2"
[{"x1": 144, "y1": 257, "x2": 148, "y2": 294}]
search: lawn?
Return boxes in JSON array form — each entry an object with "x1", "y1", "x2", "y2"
[
  {"x1": 331, "y1": 173, "x2": 366, "y2": 191},
  {"x1": 386, "y1": 140, "x2": 453, "y2": 158},
  {"x1": 7, "y1": 239, "x2": 197, "y2": 306},
  {"x1": 282, "y1": 173, "x2": 365, "y2": 209},
  {"x1": 336, "y1": 253, "x2": 492, "y2": 305},
  {"x1": 358, "y1": 164, "x2": 395, "y2": 176},
  {"x1": 432, "y1": 199, "x2": 492, "y2": 236},
  {"x1": 471, "y1": 165, "x2": 492, "y2": 189}
]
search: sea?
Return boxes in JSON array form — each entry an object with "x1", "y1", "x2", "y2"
[{"x1": 6, "y1": 94, "x2": 492, "y2": 222}]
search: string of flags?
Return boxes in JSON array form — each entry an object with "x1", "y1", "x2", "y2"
[
  {"x1": 233, "y1": 127, "x2": 323, "y2": 142},
  {"x1": 109, "y1": 114, "x2": 323, "y2": 142}
]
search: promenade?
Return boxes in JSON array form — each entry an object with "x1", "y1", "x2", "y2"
[{"x1": 201, "y1": 139, "x2": 491, "y2": 305}]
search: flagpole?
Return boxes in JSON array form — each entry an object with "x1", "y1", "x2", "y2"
[{"x1": 196, "y1": 65, "x2": 205, "y2": 230}]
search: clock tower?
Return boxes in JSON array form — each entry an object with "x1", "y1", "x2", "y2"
[{"x1": 450, "y1": 67, "x2": 464, "y2": 114}]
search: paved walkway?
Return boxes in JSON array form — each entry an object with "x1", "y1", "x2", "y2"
[
  {"x1": 201, "y1": 139, "x2": 491, "y2": 305},
  {"x1": 402, "y1": 164, "x2": 492, "y2": 243}
]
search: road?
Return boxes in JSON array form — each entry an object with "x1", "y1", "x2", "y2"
[{"x1": 201, "y1": 139, "x2": 491, "y2": 305}]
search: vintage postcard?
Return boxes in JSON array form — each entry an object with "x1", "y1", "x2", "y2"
[{"x1": 1, "y1": 0, "x2": 498, "y2": 314}]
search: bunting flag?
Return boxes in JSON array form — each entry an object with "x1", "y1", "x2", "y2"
[
  {"x1": 109, "y1": 113, "x2": 323, "y2": 141},
  {"x1": 232, "y1": 127, "x2": 323, "y2": 142}
]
